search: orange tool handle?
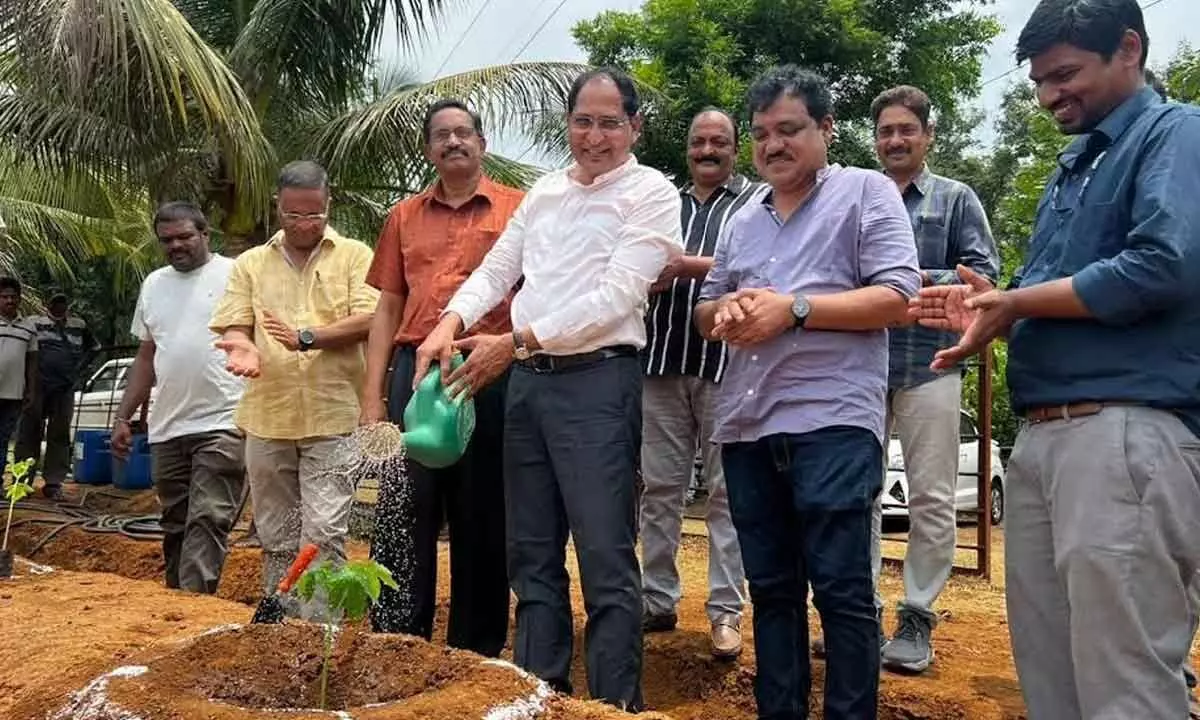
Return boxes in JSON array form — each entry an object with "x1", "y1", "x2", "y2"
[{"x1": 277, "y1": 543, "x2": 321, "y2": 593}]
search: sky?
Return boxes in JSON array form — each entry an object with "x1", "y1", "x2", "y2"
[{"x1": 379, "y1": 0, "x2": 1198, "y2": 161}]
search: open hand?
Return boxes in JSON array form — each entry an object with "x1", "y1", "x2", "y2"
[
  {"x1": 261, "y1": 310, "x2": 299, "y2": 351},
  {"x1": 907, "y1": 265, "x2": 994, "y2": 332},
  {"x1": 215, "y1": 335, "x2": 262, "y2": 378},
  {"x1": 446, "y1": 334, "x2": 513, "y2": 399}
]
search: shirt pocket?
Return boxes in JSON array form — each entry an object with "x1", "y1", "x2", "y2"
[
  {"x1": 913, "y1": 213, "x2": 951, "y2": 269},
  {"x1": 1058, "y1": 201, "x2": 1126, "y2": 274},
  {"x1": 310, "y1": 270, "x2": 351, "y2": 322}
]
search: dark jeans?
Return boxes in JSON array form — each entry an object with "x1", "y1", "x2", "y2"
[
  {"x1": 370, "y1": 344, "x2": 510, "y2": 658},
  {"x1": 151, "y1": 430, "x2": 246, "y2": 594},
  {"x1": 16, "y1": 385, "x2": 74, "y2": 485},
  {"x1": 723, "y1": 426, "x2": 883, "y2": 720},
  {"x1": 505, "y1": 355, "x2": 644, "y2": 711},
  {"x1": 0, "y1": 399, "x2": 22, "y2": 465}
]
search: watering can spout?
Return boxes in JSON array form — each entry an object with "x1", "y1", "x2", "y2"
[{"x1": 400, "y1": 353, "x2": 476, "y2": 469}]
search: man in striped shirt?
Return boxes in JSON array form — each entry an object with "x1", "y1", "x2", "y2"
[{"x1": 640, "y1": 108, "x2": 762, "y2": 659}]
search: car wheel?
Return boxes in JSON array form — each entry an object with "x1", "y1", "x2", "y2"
[{"x1": 990, "y1": 478, "x2": 1004, "y2": 525}]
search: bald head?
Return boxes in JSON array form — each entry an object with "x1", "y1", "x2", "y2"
[{"x1": 687, "y1": 107, "x2": 738, "y2": 192}]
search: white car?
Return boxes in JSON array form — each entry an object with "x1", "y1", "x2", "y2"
[
  {"x1": 880, "y1": 410, "x2": 1006, "y2": 526},
  {"x1": 71, "y1": 358, "x2": 156, "y2": 437}
]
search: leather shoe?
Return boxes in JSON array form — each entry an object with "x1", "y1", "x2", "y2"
[{"x1": 711, "y1": 614, "x2": 742, "y2": 659}]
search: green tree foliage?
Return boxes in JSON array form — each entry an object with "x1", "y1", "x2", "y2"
[
  {"x1": 0, "y1": 0, "x2": 584, "y2": 293},
  {"x1": 573, "y1": 0, "x2": 1002, "y2": 180},
  {"x1": 1164, "y1": 43, "x2": 1200, "y2": 103}
]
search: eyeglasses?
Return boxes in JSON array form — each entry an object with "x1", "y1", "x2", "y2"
[
  {"x1": 280, "y1": 211, "x2": 328, "y2": 223},
  {"x1": 430, "y1": 127, "x2": 478, "y2": 144},
  {"x1": 569, "y1": 115, "x2": 630, "y2": 133}
]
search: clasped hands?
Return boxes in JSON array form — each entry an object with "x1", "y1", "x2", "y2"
[
  {"x1": 908, "y1": 264, "x2": 1012, "y2": 369},
  {"x1": 710, "y1": 287, "x2": 798, "y2": 346}
]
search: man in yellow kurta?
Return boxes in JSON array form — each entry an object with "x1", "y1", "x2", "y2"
[{"x1": 210, "y1": 161, "x2": 378, "y2": 606}]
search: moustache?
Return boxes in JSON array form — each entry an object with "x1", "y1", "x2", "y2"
[
  {"x1": 442, "y1": 148, "x2": 468, "y2": 159},
  {"x1": 695, "y1": 156, "x2": 722, "y2": 165},
  {"x1": 766, "y1": 151, "x2": 792, "y2": 164}
]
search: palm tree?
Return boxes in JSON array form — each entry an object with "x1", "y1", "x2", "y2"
[{"x1": 0, "y1": 0, "x2": 587, "y2": 281}]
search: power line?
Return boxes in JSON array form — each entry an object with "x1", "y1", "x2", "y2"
[
  {"x1": 980, "y1": 0, "x2": 1172, "y2": 89},
  {"x1": 432, "y1": 0, "x2": 496, "y2": 78},
  {"x1": 492, "y1": 0, "x2": 555, "y2": 65},
  {"x1": 511, "y1": 0, "x2": 570, "y2": 63}
]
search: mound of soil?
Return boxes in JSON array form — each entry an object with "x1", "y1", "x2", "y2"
[{"x1": 43, "y1": 624, "x2": 553, "y2": 720}]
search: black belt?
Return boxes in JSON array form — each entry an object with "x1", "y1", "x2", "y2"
[{"x1": 516, "y1": 345, "x2": 637, "y2": 374}]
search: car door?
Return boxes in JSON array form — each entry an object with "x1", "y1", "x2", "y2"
[
  {"x1": 957, "y1": 411, "x2": 980, "y2": 510},
  {"x1": 72, "y1": 361, "x2": 127, "y2": 435}
]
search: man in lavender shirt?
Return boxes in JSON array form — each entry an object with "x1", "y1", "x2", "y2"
[{"x1": 695, "y1": 65, "x2": 920, "y2": 720}]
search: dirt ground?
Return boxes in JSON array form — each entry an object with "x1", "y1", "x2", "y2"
[{"x1": 0, "y1": 484, "x2": 1154, "y2": 719}]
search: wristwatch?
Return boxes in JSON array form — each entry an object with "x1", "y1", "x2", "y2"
[
  {"x1": 297, "y1": 328, "x2": 316, "y2": 352},
  {"x1": 791, "y1": 295, "x2": 811, "y2": 329},
  {"x1": 512, "y1": 330, "x2": 531, "y2": 361}
]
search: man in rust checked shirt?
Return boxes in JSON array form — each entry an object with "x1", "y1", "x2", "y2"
[{"x1": 361, "y1": 99, "x2": 524, "y2": 657}]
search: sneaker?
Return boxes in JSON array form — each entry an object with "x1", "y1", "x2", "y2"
[
  {"x1": 881, "y1": 609, "x2": 935, "y2": 674},
  {"x1": 812, "y1": 608, "x2": 884, "y2": 659},
  {"x1": 642, "y1": 610, "x2": 677, "y2": 633},
  {"x1": 711, "y1": 614, "x2": 742, "y2": 659}
]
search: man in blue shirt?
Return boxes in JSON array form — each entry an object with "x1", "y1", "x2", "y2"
[{"x1": 913, "y1": 1, "x2": 1200, "y2": 717}]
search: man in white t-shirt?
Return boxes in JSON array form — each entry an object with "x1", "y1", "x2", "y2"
[{"x1": 111, "y1": 202, "x2": 245, "y2": 594}]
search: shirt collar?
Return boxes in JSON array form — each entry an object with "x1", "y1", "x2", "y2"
[
  {"x1": 683, "y1": 173, "x2": 750, "y2": 199},
  {"x1": 1059, "y1": 85, "x2": 1161, "y2": 170},
  {"x1": 424, "y1": 174, "x2": 501, "y2": 208},
  {"x1": 267, "y1": 226, "x2": 342, "y2": 251},
  {"x1": 760, "y1": 164, "x2": 839, "y2": 207},
  {"x1": 899, "y1": 165, "x2": 933, "y2": 197},
  {"x1": 568, "y1": 154, "x2": 638, "y2": 188}
]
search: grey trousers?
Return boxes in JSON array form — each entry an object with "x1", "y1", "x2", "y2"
[
  {"x1": 1006, "y1": 406, "x2": 1200, "y2": 720},
  {"x1": 870, "y1": 373, "x2": 962, "y2": 617},
  {"x1": 640, "y1": 374, "x2": 745, "y2": 622},
  {"x1": 504, "y1": 355, "x2": 644, "y2": 712},
  {"x1": 151, "y1": 430, "x2": 245, "y2": 594},
  {"x1": 245, "y1": 434, "x2": 353, "y2": 616}
]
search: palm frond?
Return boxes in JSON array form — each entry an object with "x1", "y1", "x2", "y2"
[
  {"x1": 0, "y1": 145, "x2": 157, "y2": 286},
  {"x1": 228, "y1": 0, "x2": 453, "y2": 111},
  {"x1": 313, "y1": 61, "x2": 586, "y2": 184},
  {"x1": 5, "y1": 0, "x2": 274, "y2": 212}
]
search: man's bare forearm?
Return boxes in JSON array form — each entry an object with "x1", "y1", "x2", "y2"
[
  {"x1": 364, "y1": 294, "x2": 404, "y2": 400},
  {"x1": 806, "y1": 286, "x2": 910, "y2": 331},
  {"x1": 313, "y1": 313, "x2": 373, "y2": 350},
  {"x1": 115, "y1": 341, "x2": 157, "y2": 422}
]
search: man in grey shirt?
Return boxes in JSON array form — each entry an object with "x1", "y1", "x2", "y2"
[
  {"x1": 871, "y1": 85, "x2": 998, "y2": 673},
  {"x1": 695, "y1": 65, "x2": 920, "y2": 719}
]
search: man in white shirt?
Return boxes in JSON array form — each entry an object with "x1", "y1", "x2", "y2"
[
  {"x1": 111, "y1": 202, "x2": 245, "y2": 595},
  {"x1": 415, "y1": 67, "x2": 682, "y2": 712}
]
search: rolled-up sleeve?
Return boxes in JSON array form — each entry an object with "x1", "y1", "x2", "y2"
[
  {"x1": 1073, "y1": 113, "x2": 1200, "y2": 325},
  {"x1": 445, "y1": 195, "x2": 529, "y2": 331},
  {"x1": 529, "y1": 178, "x2": 682, "y2": 352},
  {"x1": 861, "y1": 173, "x2": 922, "y2": 297},
  {"x1": 348, "y1": 243, "x2": 381, "y2": 315},
  {"x1": 209, "y1": 254, "x2": 256, "y2": 333}
]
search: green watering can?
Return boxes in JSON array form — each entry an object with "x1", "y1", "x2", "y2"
[{"x1": 401, "y1": 353, "x2": 477, "y2": 469}]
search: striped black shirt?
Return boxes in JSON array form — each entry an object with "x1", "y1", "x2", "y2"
[{"x1": 643, "y1": 175, "x2": 764, "y2": 381}]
